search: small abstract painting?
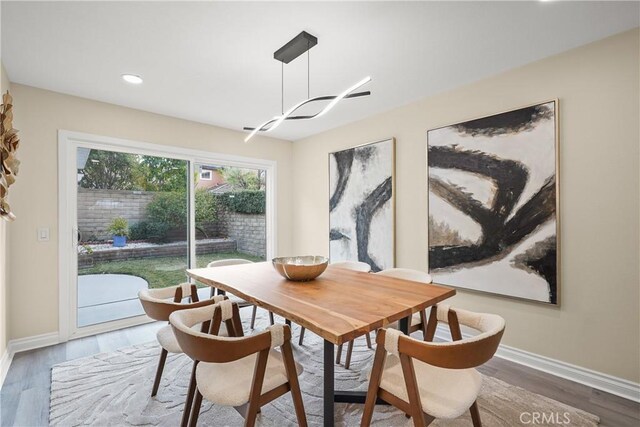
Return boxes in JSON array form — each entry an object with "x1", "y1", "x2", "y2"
[
  {"x1": 427, "y1": 101, "x2": 559, "y2": 304},
  {"x1": 329, "y1": 138, "x2": 395, "y2": 272}
]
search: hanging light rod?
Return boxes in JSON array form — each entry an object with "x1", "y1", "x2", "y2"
[{"x1": 244, "y1": 31, "x2": 372, "y2": 142}]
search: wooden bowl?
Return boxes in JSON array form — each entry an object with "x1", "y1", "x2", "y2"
[{"x1": 272, "y1": 256, "x2": 329, "y2": 282}]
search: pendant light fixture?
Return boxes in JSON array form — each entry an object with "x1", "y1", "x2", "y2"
[{"x1": 244, "y1": 31, "x2": 371, "y2": 142}]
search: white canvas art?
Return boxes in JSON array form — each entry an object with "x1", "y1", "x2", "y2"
[
  {"x1": 428, "y1": 101, "x2": 559, "y2": 304},
  {"x1": 329, "y1": 139, "x2": 395, "y2": 272}
]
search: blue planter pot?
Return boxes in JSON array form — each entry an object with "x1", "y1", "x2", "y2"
[{"x1": 113, "y1": 235, "x2": 127, "y2": 247}]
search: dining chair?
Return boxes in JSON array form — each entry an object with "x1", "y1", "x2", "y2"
[
  {"x1": 376, "y1": 268, "x2": 433, "y2": 339},
  {"x1": 207, "y1": 259, "x2": 275, "y2": 328},
  {"x1": 297, "y1": 260, "x2": 372, "y2": 369},
  {"x1": 138, "y1": 283, "x2": 228, "y2": 397},
  {"x1": 170, "y1": 301, "x2": 308, "y2": 427},
  {"x1": 361, "y1": 305, "x2": 506, "y2": 427}
]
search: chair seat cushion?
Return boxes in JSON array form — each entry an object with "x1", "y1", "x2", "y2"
[
  {"x1": 196, "y1": 349, "x2": 303, "y2": 406},
  {"x1": 378, "y1": 354, "x2": 482, "y2": 419},
  {"x1": 156, "y1": 323, "x2": 228, "y2": 354}
]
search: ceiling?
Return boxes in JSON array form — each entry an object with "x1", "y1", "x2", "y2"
[{"x1": 2, "y1": 1, "x2": 638, "y2": 141}]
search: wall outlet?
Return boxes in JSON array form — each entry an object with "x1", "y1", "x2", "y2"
[{"x1": 37, "y1": 227, "x2": 50, "y2": 242}]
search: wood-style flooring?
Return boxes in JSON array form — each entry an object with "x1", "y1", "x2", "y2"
[{"x1": 0, "y1": 321, "x2": 638, "y2": 426}]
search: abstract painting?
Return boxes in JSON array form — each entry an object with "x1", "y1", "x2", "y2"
[
  {"x1": 427, "y1": 101, "x2": 559, "y2": 304},
  {"x1": 329, "y1": 138, "x2": 395, "y2": 272}
]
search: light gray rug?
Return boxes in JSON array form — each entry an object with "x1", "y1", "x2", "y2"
[{"x1": 50, "y1": 311, "x2": 599, "y2": 426}]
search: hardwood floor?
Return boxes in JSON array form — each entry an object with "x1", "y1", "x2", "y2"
[{"x1": 1, "y1": 321, "x2": 638, "y2": 426}]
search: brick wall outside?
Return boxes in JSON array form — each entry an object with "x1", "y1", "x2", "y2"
[
  {"x1": 78, "y1": 239, "x2": 237, "y2": 268},
  {"x1": 78, "y1": 189, "x2": 266, "y2": 258},
  {"x1": 78, "y1": 188, "x2": 156, "y2": 240},
  {"x1": 215, "y1": 209, "x2": 266, "y2": 258}
]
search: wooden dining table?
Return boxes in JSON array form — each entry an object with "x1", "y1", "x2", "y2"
[{"x1": 187, "y1": 262, "x2": 456, "y2": 427}]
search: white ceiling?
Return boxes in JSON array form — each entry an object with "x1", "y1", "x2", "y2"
[{"x1": 2, "y1": 1, "x2": 638, "y2": 141}]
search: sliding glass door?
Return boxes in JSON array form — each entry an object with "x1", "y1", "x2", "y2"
[
  {"x1": 75, "y1": 148, "x2": 189, "y2": 327},
  {"x1": 59, "y1": 131, "x2": 276, "y2": 340}
]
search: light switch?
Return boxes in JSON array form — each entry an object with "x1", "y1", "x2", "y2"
[{"x1": 37, "y1": 227, "x2": 50, "y2": 242}]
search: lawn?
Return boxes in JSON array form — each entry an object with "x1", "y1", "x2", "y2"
[{"x1": 79, "y1": 251, "x2": 264, "y2": 288}]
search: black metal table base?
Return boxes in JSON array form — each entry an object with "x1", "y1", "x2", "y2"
[{"x1": 323, "y1": 316, "x2": 410, "y2": 426}]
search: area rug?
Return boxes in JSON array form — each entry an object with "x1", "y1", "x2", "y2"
[{"x1": 50, "y1": 311, "x2": 599, "y2": 426}]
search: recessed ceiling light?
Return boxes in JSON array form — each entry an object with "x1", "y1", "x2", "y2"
[{"x1": 121, "y1": 74, "x2": 143, "y2": 84}]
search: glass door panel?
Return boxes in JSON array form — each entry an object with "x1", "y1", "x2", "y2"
[
  {"x1": 193, "y1": 164, "x2": 267, "y2": 275},
  {"x1": 76, "y1": 147, "x2": 189, "y2": 327}
]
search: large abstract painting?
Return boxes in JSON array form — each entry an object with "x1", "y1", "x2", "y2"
[
  {"x1": 427, "y1": 101, "x2": 559, "y2": 304},
  {"x1": 329, "y1": 138, "x2": 395, "y2": 272}
]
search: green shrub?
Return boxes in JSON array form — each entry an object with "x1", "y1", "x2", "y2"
[
  {"x1": 217, "y1": 191, "x2": 265, "y2": 214},
  {"x1": 129, "y1": 221, "x2": 171, "y2": 243},
  {"x1": 141, "y1": 189, "x2": 218, "y2": 241},
  {"x1": 107, "y1": 217, "x2": 129, "y2": 237}
]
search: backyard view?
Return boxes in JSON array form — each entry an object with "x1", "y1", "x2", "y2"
[{"x1": 76, "y1": 147, "x2": 267, "y2": 326}]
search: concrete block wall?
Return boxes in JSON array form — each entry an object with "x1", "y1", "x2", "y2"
[
  {"x1": 78, "y1": 188, "x2": 156, "y2": 240},
  {"x1": 78, "y1": 189, "x2": 266, "y2": 258}
]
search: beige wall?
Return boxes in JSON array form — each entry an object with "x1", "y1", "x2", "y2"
[
  {"x1": 292, "y1": 29, "x2": 640, "y2": 382},
  {"x1": 0, "y1": 62, "x2": 10, "y2": 359},
  {"x1": 8, "y1": 84, "x2": 293, "y2": 340}
]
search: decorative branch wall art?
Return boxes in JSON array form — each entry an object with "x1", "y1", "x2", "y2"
[
  {"x1": 427, "y1": 100, "x2": 559, "y2": 304},
  {"x1": 329, "y1": 138, "x2": 395, "y2": 272},
  {"x1": 0, "y1": 91, "x2": 20, "y2": 221}
]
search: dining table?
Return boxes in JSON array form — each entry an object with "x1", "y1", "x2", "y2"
[{"x1": 186, "y1": 261, "x2": 456, "y2": 427}]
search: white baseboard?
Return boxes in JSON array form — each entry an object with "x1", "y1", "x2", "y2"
[
  {"x1": 435, "y1": 325, "x2": 640, "y2": 403},
  {"x1": 6, "y1": 332, "x2": 60, "y2": 355},
  {"x1": 0, "y1": 348, "x2": 13, "y2": 388}
]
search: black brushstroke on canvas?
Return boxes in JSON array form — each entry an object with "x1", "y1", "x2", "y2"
[
  {"x1": 329, "y1": 229, "x2": 350, "y2": 241},
  {"x1": 354, "y1": 176, "x2": 392, "y2": 272},
  {"x1": 429, "y1": 147, "x2": 555, "y2": 269},
  {"x1": 428, "y1": 147, "x2": 555, "y2": 269},
  {"x1": 453, "y1": 104, "x2": 554, "y2": 137},
  {"x1": 429, "y1": 146, "x2": 528, "y2": 230},
  {"x1": 513, "y1": 236, "x2": 557, "y2": 304},
  {"x1": 329, "y1": 150, "x2": 354, "y2": 212}
]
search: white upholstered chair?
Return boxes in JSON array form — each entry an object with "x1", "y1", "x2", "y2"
[
  {"x1": 138, "y1": 283, "x2": 228, "y2": 397},
  {"x1": 376, "y1": 268, "x2": 433, "y2": 339},
  {"x1": 207, "y1": 259, "x2": 275, "y2": 328},
  {"x1": 361, "y1": 305, "x2": 506, "y2": 427},
  {"x1": 170, "y1": 300, "x2": 308, "y2": 427}
]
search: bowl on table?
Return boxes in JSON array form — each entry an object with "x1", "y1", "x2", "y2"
[{"x1": 272, "y1": 256, "x2": 329, "y2": 282}]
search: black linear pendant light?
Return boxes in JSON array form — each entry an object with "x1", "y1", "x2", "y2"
[{"x1": 244, "y1": 31, "x2": 371, "y2": 142}]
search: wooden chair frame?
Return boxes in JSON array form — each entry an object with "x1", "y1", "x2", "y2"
[
  {"x1": 138, "y1": 284, "x2": 227, "y2": 398},
  {"x1": 172, "y1": 304, "x2": 308, "y2": 427},
  {"x1": 361, "y1": 307, "x2": 505, "y2": 427}
]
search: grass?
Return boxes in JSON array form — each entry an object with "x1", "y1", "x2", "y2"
[{"x1": 79, "y1": 251, "x2": 264, "y2": 288}]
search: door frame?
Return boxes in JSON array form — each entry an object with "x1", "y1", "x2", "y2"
[{"x1": 58, "y1": 130, "x2": 277, "y2": 341}]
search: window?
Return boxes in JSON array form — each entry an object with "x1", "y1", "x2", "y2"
[{"x1": 200, "y1": 170, "x2": 212, "y2": 180}]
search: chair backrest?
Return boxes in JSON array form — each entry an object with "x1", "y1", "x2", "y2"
[
  {"x1": 138, "y1": 283, "x2": 225, "y2": 321},
  {"x1": 331, "y1": 261, "x2": 371, "y2": 272},
  {"x1": 170, "y1": 301, "x2": 290, "y2": 364},
  {"x1": 376, "y1": 268, "x2": 432, "y2": 283},
  {"x1": 379, "y1": 305, "x2": 505, "y2": 370},
  {"x1": 207, "y1": 259, "x2": 254, "y2": 268}
]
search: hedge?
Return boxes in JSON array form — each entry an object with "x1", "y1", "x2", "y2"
[{"x1": 217, "y1": 191, "x2": 265, "y2": 214}]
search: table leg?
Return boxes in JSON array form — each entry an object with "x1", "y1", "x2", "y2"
[
  {"x1": 399, "y1": 316, "x2": 409, "y2": 335},
  {"x1": 324, "y1": 339, "x2": 335, "y2": 427}
]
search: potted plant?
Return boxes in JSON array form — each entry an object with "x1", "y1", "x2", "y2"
[{"x1": 107, "y1": 217, "x2": 129, "y2": 247}]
